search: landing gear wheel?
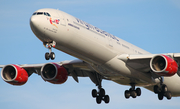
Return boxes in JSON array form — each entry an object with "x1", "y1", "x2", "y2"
[
  {"x1": 125, "y1": 90, "x2": 130, "y2": 99},
  {"x1": 154, "y1": 84, "x2": 172, "y2": 100},
  {"x1": 129, "y1": 88, "x2": 132, "y2": 91},
  {"x1": 154, "y1": 85, "x2": 160, "y2": 94},
  {"x1": 124, "y1": 84, "x2": 141, "y2": 99},
  {"x1": 158, "y1": 92, "x2": 164, "y2": 100},
  {"x1": 45, "y1": 52, "x2": 55, "y2": 60},
  {"x1": 45, "y1": 52, "x2": 50, "y2": 60},
  {"x1": 100, "y1": 88, "x2": 105, "y2": 97},
  {"x1": 104, "y1": 95, "x2": 110, "y2": 103},
  {"x1": 162, "y1": 84, "x2": 168, "y2": 92},
  {"x1": 50, "y1": 52, "x2": 55, "y2": 60},
  {"x1": 93, "y1": 88, "x2": 110, "y2": 104},
  {"x1": 92, "y1": 88, "x2": 109, "y2": 104},
  {"x1": 136, "y1": 88, "x2": 141, "y2": 96},
  {"x1": 153, "y1": 79, "x2": 172, "y2": 100},
  {"x1": 131, "y1": 90, "x2": 137, "y2": 98},
  {"x1": 96, "y1": 96, "x2": 102, "y2": 104},
  {"x1": 92, "y1": 89, "x2": 97, "y2": 98},
  {"x1": 165, "y1": 91, "x2": 172, "y2": 100}
]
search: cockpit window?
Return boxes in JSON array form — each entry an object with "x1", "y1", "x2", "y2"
[
  {"x1": 44, "y1": 12, "x2": 47, "y2": 16},
  {"x1": 46, "y1": 13, "x2": 51, "y2": 17},
  {"x1": 33, "y1": 12, "x2": 37, "y2": 15},
  {"x1": 32, "y1": 12, "x2": 51, "y2": 17},
  {"x1": 44, "y1": 12, "x2": 51, "y2": 17},
  {"x1": 37, "y1": 12, "x2": 43, "y2": 15}
]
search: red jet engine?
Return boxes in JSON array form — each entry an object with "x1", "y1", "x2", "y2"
[
  {"x1": 1, "y1": 64, "x2": 28, "y2": 85},
  {"x1": 150, "y1": 55, "x2": 178, "y2": 76},
  {"x1": 41, "y1": 63, "x2": 68, "y2": 84}
]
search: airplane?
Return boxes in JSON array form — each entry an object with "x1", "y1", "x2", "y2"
[{"x1": 1, "y1": 8, "x2": 180, "y2": 104}]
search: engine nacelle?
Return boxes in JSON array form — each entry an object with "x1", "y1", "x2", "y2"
[
  {"x1": 150, "y1": 55, "x2": 178, "y2": 76},
  {"x1": 41, "y1": 63, "x2": 68, "y2": 84},
  {"x1": 1, "y1": 64, "x2": 28, "y2": 85}
]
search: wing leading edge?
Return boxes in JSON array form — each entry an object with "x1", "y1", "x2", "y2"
[{"x1": 0, "y1": 59, "x2": 106, "y2": 85}]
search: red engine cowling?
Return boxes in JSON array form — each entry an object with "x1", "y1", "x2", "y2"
[
  {"x1": 1, "y1": 64, "x2": 28, "y2": 85},
  {"x1": 150, "y1": 55, "x2": 178, "y2": 76},
  {"x1": 41, "y1": 63, "x2": 68, "y2": 84}
]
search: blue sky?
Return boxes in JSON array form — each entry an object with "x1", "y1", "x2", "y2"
[{"x1": 0, "y1": 0, "x2": 180, "y2": 109}]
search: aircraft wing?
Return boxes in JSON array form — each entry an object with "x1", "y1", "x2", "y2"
[
  {"x1": 118, "y1": 53, "x2": 180, "y2": 73},
  {"x1": 0, "y1": 59, "x2": 101, "y2": 84}
]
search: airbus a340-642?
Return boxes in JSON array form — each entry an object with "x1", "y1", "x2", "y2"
[{"x1": 1, "y1": 8, "x2": 180, "y2": 104}]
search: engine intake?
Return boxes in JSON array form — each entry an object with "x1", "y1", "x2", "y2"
[
  {"x1": 1, "y1": 64, "x2": 28, "y2": 85},
  {"x1": 150, "y1": 55, "x2": 178, "y2": 76},
  {"x1": 41, "y1": 63, "x2": 68, "y2": 84}
]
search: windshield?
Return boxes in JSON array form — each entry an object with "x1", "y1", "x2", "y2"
[{"x1": 32, "y1": 12, "x2": 51, "y2": 17}]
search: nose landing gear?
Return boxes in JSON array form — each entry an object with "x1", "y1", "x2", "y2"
[
  {"x1": 45, "y1": 52, "x2": 55, "y2": 60},
  {"x1": 43, "y1": 41, "x2": 56, "y2": 60}
]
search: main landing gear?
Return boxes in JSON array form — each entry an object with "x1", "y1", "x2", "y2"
[
  {"x1": 91, "y1": 74, "x2": 110, "y2": 104},
  {"x1": 43, "y1": 42, "x2": 56, "y2": 60},
  {"x1": 92, "y1": 87, "x2": 110, "y2": 104},
  {"x1": 124, "y1": 83, "x2": 141, "y2": 99},
  {"x1": 153, "y1": 77, "x2": 172, "y2": 100}
]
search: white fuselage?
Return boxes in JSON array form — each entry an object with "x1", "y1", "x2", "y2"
[{"x1": 30, "y1": 8, "x2": 180, "y2": 96}]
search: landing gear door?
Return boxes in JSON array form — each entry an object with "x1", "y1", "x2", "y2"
[{"x1": 56, "y1": 11, "x2": 66, "y2": 26}]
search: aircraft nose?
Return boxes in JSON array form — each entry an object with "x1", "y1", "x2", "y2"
[
  {"x1": 30, "y1": 16, "x2": 39, "y2": 30},
  {"x1": 29, "y1": 15, "x2": 45, "y2": 36},
  {"x1": 30, "y1": 15, "x2": 46, "y2": 42},
  {"x1": 30, "y1": 14, "x2": 51, "y2": 42}
]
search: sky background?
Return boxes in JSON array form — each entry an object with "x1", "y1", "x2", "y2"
[{"x1": 0, "y1": 0, "x2": 180, "y2": 109}]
